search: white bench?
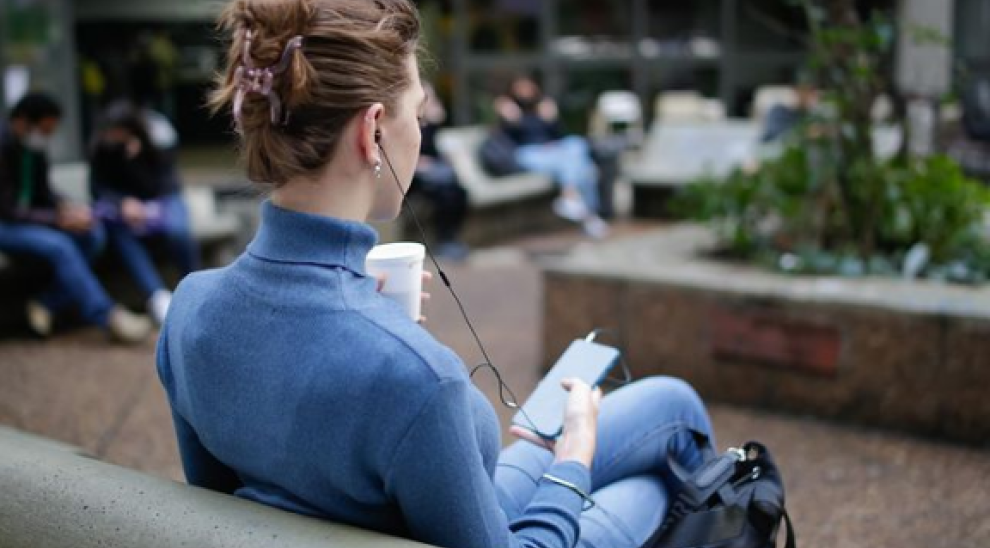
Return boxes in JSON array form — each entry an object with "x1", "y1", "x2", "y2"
[
  {"x1": 623, "y1": 120, "x2": 904, "y2": 217},
  {"x1": 411, "y1": 126, "x2": 566, "y2": 245},
  {"x1": 434, "y1": 126, "x2": 556, "y2": 208},
  {"x1": 624, "y1": 120, "x2": 762, "y2": 190}
]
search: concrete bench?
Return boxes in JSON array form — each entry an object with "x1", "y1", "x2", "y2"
[
  {"x1": 624, "y1": 121, "x2": 904, "y2": 218},
  {"x1": 416, "y1": 126, "x2": 566, "y2": 246},
  {"x1": 623, "y1": 120, "x2": 761, "y2": 217},
  {"x1": 0, "y1": 426, "x2": 434, "y2": 548}
]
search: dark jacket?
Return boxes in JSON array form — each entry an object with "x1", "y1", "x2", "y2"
[
  {"x1": 0, "y1": 124, "x2": 60, "y2": 223},
  {"x1": 500, "y1": 98, "x2": 563, "y2": 146},
  {"x1": 89, "y1": 142, "x2": 180, "y2": 205}
]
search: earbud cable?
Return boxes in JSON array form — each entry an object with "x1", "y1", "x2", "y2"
[{"x1": 379, "y1": 146, "x2": 541, "y2": 431}]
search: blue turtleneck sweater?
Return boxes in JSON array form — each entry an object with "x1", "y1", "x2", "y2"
[{"x1": 157, "y1": 201, "x2": 591, "y2": 548}]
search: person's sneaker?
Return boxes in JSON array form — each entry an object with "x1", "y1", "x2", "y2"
[
  {"x1": 106, "y1": 306, "x2": 153, "y2": 344},
  {"x1": 25, "y1": 300, "x2": 52, "y2": 338},
  {"x1": 553, "y1": 196, "x2": 588, "y2": 222},
  {"x1": 148, "y1": 289, "x2": 173, "y2": 325},
  {"x1": 582, "y1": 216, "x2": 610, "y2": 240}
]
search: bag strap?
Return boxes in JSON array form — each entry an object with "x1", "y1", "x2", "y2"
[
  {"x1": 665, "y1": 427, "x2": 720, "y2": 486},
  {"x1": 781, "y1": 508, "x2": 797, "y2": 548}
]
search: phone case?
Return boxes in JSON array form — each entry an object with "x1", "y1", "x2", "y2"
[{"x1": 512, "y1": 339, "x2": 621, "y2": 439}]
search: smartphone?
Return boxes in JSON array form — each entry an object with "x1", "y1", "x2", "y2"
[{"x1": 512, "y1": 339, "x2": 621, "y2": 440}]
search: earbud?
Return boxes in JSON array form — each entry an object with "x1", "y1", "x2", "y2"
[{"x1": 374, "y1": 130, "x2": 382, "y2": 144}]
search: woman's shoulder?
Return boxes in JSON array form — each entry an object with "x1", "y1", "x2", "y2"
[{"x1": 354, "y1": 310, "x2": 469, "y2": 386}]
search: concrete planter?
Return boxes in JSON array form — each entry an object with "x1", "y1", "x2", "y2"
[{"x1": 542, "y1": 225, "x2": 990, "y2": 445}]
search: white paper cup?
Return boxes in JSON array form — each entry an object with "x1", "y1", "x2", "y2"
[{"x1": 365, "y1": 242, "x2": 426, "y2": 321}]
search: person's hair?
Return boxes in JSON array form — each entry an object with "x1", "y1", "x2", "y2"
[
  {"x1": 10, "y1": 93, "x2": 62, "y2": 124},
  {"x1": 92, "y1": 101, "x2": 162, "y2": 166},
  {"x1": 209, "y1": 0, "x2": 421, "y2": 186}
]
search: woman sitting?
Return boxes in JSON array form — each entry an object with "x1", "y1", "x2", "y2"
[{"x1": 157, "y1": 2, "x2": 714, "y2": 548}]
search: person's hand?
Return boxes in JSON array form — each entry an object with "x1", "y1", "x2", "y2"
[
  {"x1": 495, "y1": 97, "x2": 522, "y2": 123},
  {"x1": 57, "y1": 204, "x2": 94, "y2": 233},
  {"x1": 120, "y1": 197, "x2": 147, "y2": 230},
  {"x1": 418, "y1": 270, "x2": 432, "y2": 324},
  {"x1": 125, "y1": 137, "x2": 142, "y2": 160},
  {"x1": 537, "y1": 98, "x2": 558, "y2": 122},
  {"x1": 510, "y1": 378, "x2": 602, "y2": 469},
  {"x1": 375, "y1": 270, "x2": 433, "y2": 324}
]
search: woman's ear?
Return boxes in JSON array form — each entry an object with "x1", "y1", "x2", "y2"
[{"x1": 361, "y1": 103, "x2": 385, "y2": 165}]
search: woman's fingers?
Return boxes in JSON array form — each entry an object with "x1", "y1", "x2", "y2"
[{"x1": 509, "y1": 425, "x2": 555, "y2": 452}]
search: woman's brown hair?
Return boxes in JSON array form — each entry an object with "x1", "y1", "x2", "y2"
[{"x1": 210, "y1": 0, "x2": 420, "y2": 186}]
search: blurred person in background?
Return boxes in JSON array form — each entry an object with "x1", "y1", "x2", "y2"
[
  {"x1": 495, "y1": 75, "x2": 609, "y2": 239},
  {"x1": 89, "y1": 102, "x2": 198, "y2": 325},
  {"x1": 0, "y1": 93, "x2": 151, "y2": 342},
  {"x1": 412, "y1": 82, "x2": 469, "y2": 261},
  {"x1": 760, "y1": 83, "x2": 819, "y2": 143}
]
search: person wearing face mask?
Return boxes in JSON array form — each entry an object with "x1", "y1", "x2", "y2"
[
  {"x1": 0, "y1": 93, "x2": 151, "y2": 343},
  {"x1": 494, "y1": 75, "x2": 609, "y2": 239}
]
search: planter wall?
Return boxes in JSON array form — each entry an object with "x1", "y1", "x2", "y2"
[{"x1": 542, "y1": 226, "x2": 990, "y2": 445}]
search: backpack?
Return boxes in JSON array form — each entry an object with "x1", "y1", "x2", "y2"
[{"x1": 643, "y1": 429, "x2": 796, "y2": 548}]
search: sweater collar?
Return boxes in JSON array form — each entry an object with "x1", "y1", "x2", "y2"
[{"x1": 247, "y1": 200, "x2": 378, "y2": 274}]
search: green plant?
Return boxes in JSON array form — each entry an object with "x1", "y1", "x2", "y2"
[{"x1": 675, "y1": 0, "x2": 990, "y2": 284}]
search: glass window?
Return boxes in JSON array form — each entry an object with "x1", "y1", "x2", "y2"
[
  {"x1": 468, "y1": 0, "x2": 543, "y2": 53},
  {"x1": 558, "y1": 68, "x2": 633, "y2": 133},
  {"x1": 554, "y1": 0, "x2": 633, "y2": 62},
  {"x1": 644, "y1": 0, "x2": 723, "y2": 60}
]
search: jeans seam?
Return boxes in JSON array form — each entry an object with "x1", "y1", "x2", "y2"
[
  {"x1": 581, "y1": 504, "x2": 640, "y2": 548},
  {"x1": 495, "y1": 462, "x2": 542, "y2": 486},
  {"x1": 595, "y1": 420, "x2": 691, "y2": 482}
]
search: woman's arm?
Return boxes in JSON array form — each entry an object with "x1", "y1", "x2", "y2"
[
  {"x1": 156, "y1": 326, "x2": 243, "y2": 494},
  {"x1": 386, "y1": 378, "x2": 591, "y2": 548}
]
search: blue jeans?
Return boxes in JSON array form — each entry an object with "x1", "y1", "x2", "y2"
[
  {"x1": 515, "y1": 136, "x2": 600, "y2": 212},
  {"x1": 0, "y1": 221, "x2": 114, "y2": 326},
  {"x1": 105, "y1": 194, "x2": 199, "y2": 298},
  {"x1": 495, "y1": 377, "x2": 714, "y2": 548}
]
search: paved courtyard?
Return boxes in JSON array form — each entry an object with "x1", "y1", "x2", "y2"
[{"x1": 1, "y1": 223, "x2": 988, "y2": 547}]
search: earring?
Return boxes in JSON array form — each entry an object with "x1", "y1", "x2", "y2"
[{"x1": 374, "y1": 160, "x2": 382, "y2": 179}]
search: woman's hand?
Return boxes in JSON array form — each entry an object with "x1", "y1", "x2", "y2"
[
  {"x1": 537, "y1": 98, "x2": 559, "y2": 122},
  {"x1": 495, "y1": 96, "x2": 522, "y2": 123},
  {"x1": 418, "y1": 270, "x2": 432, "y2": 324},
  {"x1": 510, "y1": 378, "x2": 602, "y2": 469},
  {"x1": 57, "y1": 204, "x2": 94, "y2": 233},
  {"x1": 120, "y1": 197, "x2": 147, "y2": 230},
  {"x1": 375, "y1": 270, "x2": 433, "y2": 324}
]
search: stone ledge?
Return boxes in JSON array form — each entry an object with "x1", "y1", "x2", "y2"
[
  {"x1": 547, "y1": 225, "x2": 990, "y2": 320},
  {"x1": 0, "y1": 427, "x2": 435, "y2": 548},
  {"x1": 542, "y1": 225, "x2": 990, "y2": 445}
]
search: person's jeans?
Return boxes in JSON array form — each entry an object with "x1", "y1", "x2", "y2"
[
  {"x1": 412, "y1": 159, "x2": 468, "y2": 243},
  {"x1": 105, "y1": 194, "x2": 199, "y2": 298},
  {"x1": 0, "y1": 220, "x2": 114, "y2": 326},
  {"x1": 515, "y1": 136, "x2": 600, "y2": 213},
  {"x1": 494, "y1": 376, "x2": 714, "y2": 548}
]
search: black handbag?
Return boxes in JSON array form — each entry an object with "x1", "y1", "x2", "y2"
[{"x1": 643, "y1": 429, "x2": 796, "y2": 548}]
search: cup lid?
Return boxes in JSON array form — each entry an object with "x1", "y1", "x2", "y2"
[{"x1": 366, "y1": 242, "x2": 425, "y2": 263}]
